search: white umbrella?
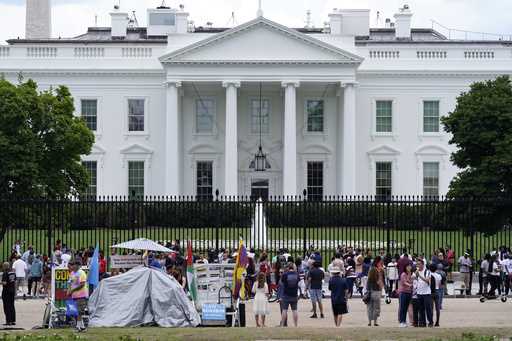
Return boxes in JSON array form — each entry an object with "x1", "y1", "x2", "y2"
[{"x1": 111, "y1": 238, "x2": 174, "y2": 253}]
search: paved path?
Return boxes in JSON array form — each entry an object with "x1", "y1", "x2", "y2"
[{"x1": 2, "y1": 296, "x2": 510, "y2": 330}]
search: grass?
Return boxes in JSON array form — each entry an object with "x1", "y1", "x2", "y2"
[
  {"x1": 2, "y1": 328, "x2": 512, "y2": 341},
  {"x1": 2, "y1": 226, "x2": 510, "y2": 266}
]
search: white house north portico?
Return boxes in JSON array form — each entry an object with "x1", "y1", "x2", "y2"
[{"x1": 2, "y1": 3, "x2": 511, "y2": 199}]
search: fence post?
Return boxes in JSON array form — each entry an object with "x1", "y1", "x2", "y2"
[
  {"x1": 130, "y1": 190, "x2": 136, "y2": 240},
  {"x1": 302, "y1": 189, "x2": 307, "y2": 257},
  {"x1": 385, "y1": 200, "x2": 391, "y2": 255},
  {"x1": 47, "y1": 200, "x2": 52, "y2": 258},
  {"x1": 215, "y1": 189, "x2": 220, "y2": 251}
]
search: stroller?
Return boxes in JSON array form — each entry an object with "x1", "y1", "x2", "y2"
[{"x1": 480, "y1": 269, "x2": 508, "y2": 303}]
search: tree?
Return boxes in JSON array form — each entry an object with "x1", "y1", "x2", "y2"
[
  {"x1": 0, "y1": 78, "x2": 94, "y2": 199},
  {"x1": 442, "y1": 76, "x2": 512, "y2": 198}
]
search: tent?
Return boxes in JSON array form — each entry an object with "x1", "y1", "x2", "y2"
[
  {"x1": 111, "y1": 238, "x2": 174, "y2": 253},
  {"x1": 88, "y1": 266, "x2": 200, "y2": 328}
]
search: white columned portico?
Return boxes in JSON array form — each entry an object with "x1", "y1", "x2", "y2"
[
  {"x1": 165, "y1": 81, "x2": 182, "y2": 196},
  {"x1": 282, "y1": 81, "x2": 299, "y2": 197},
  {"x1": 223, "y1": 81, "x2": 241, "y2": 196},
  {"x1": 341, "y1": 82, "x2": 357, "y2": 196}
]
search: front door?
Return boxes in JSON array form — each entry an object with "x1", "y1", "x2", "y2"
[{"x1": 251, "y1": 179, "x2": 269, "y2": 201}]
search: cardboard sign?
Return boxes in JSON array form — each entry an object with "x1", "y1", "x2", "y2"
[
  {"x1": 110, "y1": 255, "x2": 143, "y2": 269},
  {"x1": 201, "y1": 304, "x2": 226, "y2": 326}
]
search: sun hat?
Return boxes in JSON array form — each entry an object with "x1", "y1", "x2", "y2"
[{"x1": 330, "y1": 266, "x2": 341, "y2": 274}]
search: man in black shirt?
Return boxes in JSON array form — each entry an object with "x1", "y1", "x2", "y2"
[
  {"x1": 307, "y1": 261, "x2": 325, "y2": 318},
  {"x1": 280, "y1": 263, "x2": 300, "y2": 327},
  {"x1": 1, "y1": 262, "x2": 16, "y2": 325}
]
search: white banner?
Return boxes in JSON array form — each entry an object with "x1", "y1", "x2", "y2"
[{"x1": 110, "y1": 255, "x2": 143, "y2": 269}]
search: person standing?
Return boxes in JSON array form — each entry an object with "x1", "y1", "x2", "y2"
[
  {"x1": 386, "y1": 257, "x2": 399, "y2": 294},
  {"x1": 12, "y1": 255, "x2": 27, "y2": 296},
  {"x1": 280, "y1": 263, "x2": 300, "y2": 327},
  {"x1": 28, "y1": 255, "x2": 43, "y2": 297},
  {"x1": 487, "y1": 255, "x2": 500, "y2": 297},
  {"x1": 430, "y1": 264, "x2": 443, "y2": 327},
  {"x1": 252, "y1": 273, "x2": 270, "y2": 327},
  {"x1": 458, "y1": 252, "x2": 473, "y2": 295},
  {"x1": 67, "y1": 261, "x2": 89, "y2": 332},
  {"x1": 1, "y1": 262, "x2": 16, "y2": 326},
  {"x1": 328, "y1": 267, "x2": 348, "y2": 327},
  {"x1": 307, "y1": 261, "x2": 325, "y2": 319},
  {"x1": 366, "y1": 257, "x2": 384, "y2": 327},
  {"x1": 398, "y1": 264, "x2": 413, "y2": 327},
  {"x1": 414, "y1": 259, "x2": 433, "y2": 327}
]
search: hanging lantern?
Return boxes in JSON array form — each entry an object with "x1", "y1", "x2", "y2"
[{"x1": 249, "y1": 82, "x2": 271, "y2": 172}]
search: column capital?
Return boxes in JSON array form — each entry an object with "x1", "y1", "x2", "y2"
[
  {"x1": 340, "y1": 81, "x2": 359, "y2": 88},
  {"x1": 165, "y1": 81, "x2": 182, "y2": 88},
  {"x1": 222, "y1": 80, "x2": 241, "y2": 88},
  {"x1": 281, "y1": 81, "x2": 300, "y2": 88}
]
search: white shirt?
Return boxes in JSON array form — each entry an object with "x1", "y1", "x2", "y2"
[
  {"x1": 431, "y1": 272, "x2": 442, "y2": 290},
  {"x1": 61, "y1": 253, "x2": 72, "y2": 268},
  {"x1": 458, "y1": 256, "x2": 472, "y2": 273},
  {"x1": 501, "y1": 259, "x2": 512, "y2": 274},
  {"x1": 386, "y1": 262, "x2": 399, "y2": 280},
  {"x1": 13, "y1": 259, "x2": 27, "y2": 278},
  {"x1": 414, "y1": 269, "x2": 431, "y2": 295}
]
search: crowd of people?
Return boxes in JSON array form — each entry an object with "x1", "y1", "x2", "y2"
[{"x1": 1, "y1": 239, "x2": 512, "y2": 330}]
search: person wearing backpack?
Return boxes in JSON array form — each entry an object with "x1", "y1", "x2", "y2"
[
  {"x1": 430, "y1": 264, "x2": 443, "y2": 327},
  {"x1": 280, "y1": 263, "x2": 300, "y2": 327},
  {"x1": 414, "y1": 259, "x2": 433, "y2": 327}
]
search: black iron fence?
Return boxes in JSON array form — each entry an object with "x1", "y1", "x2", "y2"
[{"x1": 1, "y1": 196, "x2": 511, "y2": 266}]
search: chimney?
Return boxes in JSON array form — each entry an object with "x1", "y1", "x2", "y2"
[
  {"x1": 394, "y1": 4, "x2": 413, "y2": 39},
  {"x1": 111, "y1": 6, "x2": 129, "y2": 38},
  {"x1": 26, "y1": 0, "x2": 51, "y2": 39},
  {"x1": 147, "y1": 5, "x2": 189, "y2": 36},
  {"x1": 329, "y1": 9, "x2": 370, "y2": 36}
]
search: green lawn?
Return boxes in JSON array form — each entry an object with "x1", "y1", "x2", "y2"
[
  {"x1": 2, "y1": 327, "x2": 512, "y2": 341},
  {"x1": 2, "y1": 226, "x2": 510, "y2": 266}
]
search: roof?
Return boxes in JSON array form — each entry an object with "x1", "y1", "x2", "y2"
[{"x1": 6, "y1": 25, "x2": 508, "y2": 45}]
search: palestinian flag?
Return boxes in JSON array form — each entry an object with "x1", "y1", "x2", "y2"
[{"x1": 186, "y1": 241, "x2": 198, "y2": 304}]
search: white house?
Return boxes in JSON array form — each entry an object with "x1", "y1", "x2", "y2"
[{"x1": 1, "y1": 2, "x2": 511, "y2": 199}]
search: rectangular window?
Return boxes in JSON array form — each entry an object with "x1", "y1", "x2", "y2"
[
  {"x1": 82, "y1": 161, "x2": 97, "y2": 198},
  {"x1": 149, "y1": 13, "x2": 176, "y2": 26},
  {"x1": 376, "y1": 161, "x2": 392, "y2": 201},
  {"x1": 196, "y1": 99, "x2": 215, "y2": 133},
  {"x1": 196, "y1": 161, "x2": 213, "y2": 201},
  {"x1": 128, "y1": 99, "x2": 145, "y2": 132},
  {"x1": 306, "y1": 100, "x2": 324, "y2": 132},
  {"x1": 81, "y1": 99, "x2": 97, "y2": 131},
  {"x1": 376, "y1": 100, "x2": 393, "y2": 133},
  {"x1": 307, "y1": 161, "x2": 323, "y2": 201},
  {"x1": 128, "y1": 161, "x2": 145, "y2": 198},
  {"x1": 423, "y1": 101, "x2": 440, "y2": 133},
  {"x1": 423, "y1": 162, "x2": 440, "y2": 198},
  {"x1": 250, "y1": 99, "x2": 270, "y2": 134}
]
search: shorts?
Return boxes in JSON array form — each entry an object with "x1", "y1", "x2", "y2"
[
  {"x1": 310, "y1": 289, "x2": 323, "y2": 303},
  {"x1": 332, "y1": 302, "x2": 348, "y2": 316},
  {"x1": 280, "y1": 297, "x2": 298, "y2": 311},
  {"x1": 74, "y1": 298, "x2": 88, "y2": 316}
]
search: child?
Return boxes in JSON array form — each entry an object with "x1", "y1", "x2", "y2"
[
  {"x1": 411, "y1": 273, "x2": 419, "y2": 327},
  {"x1": 252, "y1": 273, "x2": 270, "y2": 327},
  {"x1": 386, "y1": 257, "x2": 399, "y2": 295}
]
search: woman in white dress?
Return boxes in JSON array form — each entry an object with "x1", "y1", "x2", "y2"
[{"x1": 252, "y1": 272, "x2": 270, "y2": 327}]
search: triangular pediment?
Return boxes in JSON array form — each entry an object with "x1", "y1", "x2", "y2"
[
  {"x1": 367, "y1": 145, "x2": 401, "y2": 155},
  {"x1": 160, "y1": 17, "x2": 362, "y2": 64},
  {"x1": 120, "y1": 143, "x2": 153, "y2": 155}
]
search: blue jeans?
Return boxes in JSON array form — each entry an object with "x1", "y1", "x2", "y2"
[
  {"x1": 398, "y1": 292, "x2": 412, "y2": 323},
  {"x1": 417, "y1": 294, "x2": 433, "y2": 326},
  {"x1": 436, "y1": 288, "x2": 444, "y2": 310}
]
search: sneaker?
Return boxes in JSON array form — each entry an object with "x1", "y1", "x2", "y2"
[
  {"x1": 310, "y1": 314, "x2": 318, "y2": 319},
  {"x1": 399, "y1": 323, "x2": 407, "y2": 328},
  {"x1": 320, "y1": 314, "x2": 325, "y2": 319}
]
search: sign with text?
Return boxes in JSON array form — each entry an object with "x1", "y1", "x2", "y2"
[
  {"x1": 53, "y1": 268, "x2": 88, "y2": 308},
  {"x1": 201, "y1": 304, "x2": 226, "y2": 326},
  {"x1": 110, "y1": 255, "x2": 143, "y2": 269}
]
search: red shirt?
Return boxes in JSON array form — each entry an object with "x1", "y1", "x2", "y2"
[{"x1": 99, "y1": 258, "x2": 107, "y2": 274}]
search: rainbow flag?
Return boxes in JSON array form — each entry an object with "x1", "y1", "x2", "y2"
[{"x1": 232, "y1": 238, "x2": 248, "y2": 299}]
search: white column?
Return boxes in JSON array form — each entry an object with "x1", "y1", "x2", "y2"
[
  {"x1": 282, "y1": 81, "x2": 299, "y2": 197},
  {"x1": 165, "y1": 81, "x2": 182, "y2": 196},
  {"x1": 223, "y1": 81, "x2": 240, "y2": 197},
  {"x1": 341, "y1": 82, "x2": 357, "y2": 195}
]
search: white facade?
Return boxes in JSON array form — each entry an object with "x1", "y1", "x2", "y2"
[{"x1": 2, "y1": 5, "x2": 511, "y2": 198}]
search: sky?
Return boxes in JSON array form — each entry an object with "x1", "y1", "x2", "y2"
[{"x1": 0, "y1": 0, "x2": 511, "y2": 43}]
